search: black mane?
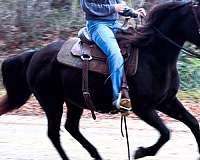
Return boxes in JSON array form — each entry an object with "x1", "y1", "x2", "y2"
[
  {"x1": 117, "y1": 1, "x2": 192, "y2": 47},
  {"x1": 145, "y1": 1, "x2": 190, "y2": 27}
]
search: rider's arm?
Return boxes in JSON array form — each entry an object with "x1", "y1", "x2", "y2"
[
  {"x1": 80, "y1": 0, "x2": 116, "y2": 17},
  {"x1": 119, "y1": 7, "x2": 138, "y2": 18},
  {"x1": 116, "y1": 0, "x2": 139, "y2": 18},
  {"x1": 116, "y1": 0, "x2": 126, "y2": 4}
]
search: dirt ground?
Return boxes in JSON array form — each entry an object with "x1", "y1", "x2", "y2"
[
  {"x1": 4, "y1": 96, "x2": 200, "y2": 122},
  {"x1": 0, "y1": 115, "x2": 199, "y2": 160},
  {"x1": 0, "y1": 95, "x2": 200, "y2": 160}
]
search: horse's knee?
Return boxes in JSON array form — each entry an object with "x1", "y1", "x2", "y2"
[
  {"x1": 190, "y1": 117, "x2": 199, "y2": 129},
  {"x1": 161, "y1": 128, "x2": 170, "y2": 142},
  {"x1": 183, "y1": 113, "x2": 200, "y2": 130}
]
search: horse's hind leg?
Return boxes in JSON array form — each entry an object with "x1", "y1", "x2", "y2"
[
  {"x1": 133, "y1": 107, "x2": 170, "y2": 159},
  {"x1": 65, "y1": 102, "x2": 103, "y2": 160},
  {"x1": 39, "y1": 98, "x2": 69, "y2": 160},
  {"x1": 157, "y1": 97, "x2": 200, "y2": 154}
]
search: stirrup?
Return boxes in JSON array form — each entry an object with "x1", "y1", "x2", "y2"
[
  {"x1": 119, "y1": 106, "x2": 131, "y2": 116},
  {"x1": 120, "y1": 88, "x2": 132, "y2": 111},
  {"x1": 120, "y1": 98, "x2": 132, "y2": 110}
]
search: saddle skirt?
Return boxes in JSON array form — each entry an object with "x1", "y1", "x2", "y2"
[{"x1": 57, "y1": 37, "x2": 138, "y2": 76}]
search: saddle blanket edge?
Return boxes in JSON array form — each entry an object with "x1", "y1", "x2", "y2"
[{"x1": 57, "y1": 37, "x2": 110, "y2": 75}]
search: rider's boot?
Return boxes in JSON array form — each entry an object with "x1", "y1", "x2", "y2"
[{"x1": 119, "y1": 87, "x2": 132, "y2": 112}]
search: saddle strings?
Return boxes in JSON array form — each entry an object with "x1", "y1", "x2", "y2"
[{"x1": 121, "y1": 115, "x2": 131, "y2": 160}]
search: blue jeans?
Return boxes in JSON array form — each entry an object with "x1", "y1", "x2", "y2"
[{"x1": 87, "y1": 20, "x2": 124, "y2": 100}]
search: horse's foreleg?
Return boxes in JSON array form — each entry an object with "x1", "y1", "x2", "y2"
[
  {"x1": 133, "y1": 107, "x2": 170, "y2": 159},
  {"x1": 65, "y1": 102, "x2": 102, "y2": 160},
  {"x1": 157, "y1": 97, "x2": 200, "y2": 154}
]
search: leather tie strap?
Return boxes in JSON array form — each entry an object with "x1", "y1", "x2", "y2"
[{"x1": 81, "y1": 43, "x2": 96, "y2": 120}]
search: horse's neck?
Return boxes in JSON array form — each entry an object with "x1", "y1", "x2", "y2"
[{"x1": 142, "y1": 37, "x2": 184, "y2": 66}]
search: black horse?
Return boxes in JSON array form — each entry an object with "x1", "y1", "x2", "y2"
[{"x1": 0, "y1": 1, "x2": 200, "y2": 160}]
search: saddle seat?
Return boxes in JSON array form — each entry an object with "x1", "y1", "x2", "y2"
[
  {"x1": 77, "y1": 27, "x2": 94, "y2": 45},
  {"x1": 57, "y1": 27, "x2": 138, "y2": 76}
]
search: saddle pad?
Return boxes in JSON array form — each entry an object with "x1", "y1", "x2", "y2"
[{"x1": 57, "y1": 38, "x2": 110, "y2": 74}]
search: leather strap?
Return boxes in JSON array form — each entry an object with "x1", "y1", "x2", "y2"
[
  {"x1": 122, "y1": 70, "x2": 128, "y2": 89},
  {"x1": 81, "y1": 42, "x2": 96, "y2": 120},
  {"x1": 124, "y1": 46, "x2": 138, "y2": 76}
]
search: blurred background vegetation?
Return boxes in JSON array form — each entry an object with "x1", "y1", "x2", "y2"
[{"x1": 0, "y1": 0, "x2": 199, "y2": 99}]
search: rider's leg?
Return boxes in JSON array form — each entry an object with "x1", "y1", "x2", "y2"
[
  {"x1": 87, "y1": 20, "x2": 131, "y2": 111},
  {"x1": 120, "y1": 72, "x2": 132, "y2": 110}
]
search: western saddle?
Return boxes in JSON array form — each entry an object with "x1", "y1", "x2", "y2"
[{"x1": 57, "y1": 27, "x2": 138, "y2": 119}]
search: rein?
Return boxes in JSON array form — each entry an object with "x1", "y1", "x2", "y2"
[
  {"x1": 152, "y1": 26, "x2": 200, "y2": 59},
  {"x1": 152, "y1": 2, "x2": 200, "y2": 59}
]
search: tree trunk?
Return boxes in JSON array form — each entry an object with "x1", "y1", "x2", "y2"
[{"x1": 51, "y1": 0, "x2": 71, "y2": 9}]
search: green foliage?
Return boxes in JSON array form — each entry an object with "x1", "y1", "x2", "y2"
[
  {"x1": 0, "y1": 0, "x2": 156, "y2": 51},
  {"x1": 178, "y1": 43, "x2": 200, "y2": 94},
  {"x1": 0, "y1": 0, "x2": 85, "y2": 51},
  {"x1": 0, "y1": 0, "x2": 200, "y2": 97}
]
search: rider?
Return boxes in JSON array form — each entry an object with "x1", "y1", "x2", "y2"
[{"x1": 80, "y1": 0, "x2": 146, "y2": 112}]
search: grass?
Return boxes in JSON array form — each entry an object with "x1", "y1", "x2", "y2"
[{"x1": 178, "y1": 90, "x2": 200, "y2": 102}]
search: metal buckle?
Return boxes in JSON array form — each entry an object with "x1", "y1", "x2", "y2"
[
  {"x1": 83, "y1": 91, "x2": 90, "y2": 95},
  {"x1": 81, "y1": 54, "x2": 93, "y2": 61}
]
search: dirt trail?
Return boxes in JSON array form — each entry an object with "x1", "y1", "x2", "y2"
[{"x1": 4, "y1": 96, "x2": 200, "y2": 122}]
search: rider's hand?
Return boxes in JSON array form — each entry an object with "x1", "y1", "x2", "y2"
[
  {"x1": 135, "y1": 8, "x2": 147, "y2": 18},
  {"x1": 114, "y1": 4, "x2": 126, "y2": 13}
]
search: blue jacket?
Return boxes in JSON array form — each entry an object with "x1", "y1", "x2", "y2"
[{"x1": 80, "y1": 0, "x2": 127, "y2": 20}]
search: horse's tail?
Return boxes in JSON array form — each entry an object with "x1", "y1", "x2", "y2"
[{"x1": 0, "y1": 49, "x2": 37, "y2": 115}]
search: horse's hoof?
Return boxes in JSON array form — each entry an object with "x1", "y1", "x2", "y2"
[{"x1": 134, "y1": 147, "x2": 146, "y2": 159}]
